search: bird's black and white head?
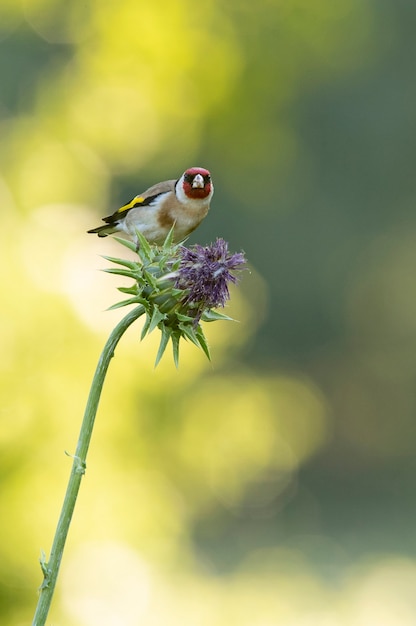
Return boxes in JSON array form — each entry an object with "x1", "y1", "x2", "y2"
[{"x1": 176, "y1": 167, "x2": 214, "y2": 204}]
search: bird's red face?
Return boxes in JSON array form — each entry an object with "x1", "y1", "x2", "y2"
[{"x1": 182, "y1": 167, "x2": 213, "y2": 200}]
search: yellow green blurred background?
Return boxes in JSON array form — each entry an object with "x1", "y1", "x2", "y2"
[{"x1": 2, "y1": 1, "x2": 416, "y2": 624}]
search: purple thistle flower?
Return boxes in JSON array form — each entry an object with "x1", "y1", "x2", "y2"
[
  {"x1": 106, "y1": 232, "x2": 248, "y2": 364},
  {"x1": 175, "y1": 238, "x2": 246, "y2": 320}
]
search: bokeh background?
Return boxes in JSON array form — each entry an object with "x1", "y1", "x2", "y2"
[{"x1": 1, "y1": 1, "x2": 416, "y2": 624}]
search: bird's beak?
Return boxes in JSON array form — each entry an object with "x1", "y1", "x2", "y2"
[{"x1": 192, "y1": 173, "x2": 205, "y2": 188}]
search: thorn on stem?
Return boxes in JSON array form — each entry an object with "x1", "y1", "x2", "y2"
[{"x1": 65, "y1": 451, "x2": 87, "y2": 475}]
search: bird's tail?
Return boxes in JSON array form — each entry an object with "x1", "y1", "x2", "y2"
[{"x1": 87, "y1": 224, "x2": 116, "y2": 237}]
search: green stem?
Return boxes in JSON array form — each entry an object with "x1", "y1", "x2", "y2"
[{"x1": 32, "y1": 305, "x2": 145, "y2": 626}]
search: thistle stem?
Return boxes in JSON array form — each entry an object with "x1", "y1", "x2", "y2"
[{"x1": 32, "y1": 305, "x2": 145, "y2": 626}]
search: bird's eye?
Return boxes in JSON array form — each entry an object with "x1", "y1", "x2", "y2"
[
  {"x1": 203, "y1": 175, "x2": 211, "y2": 183},
  {"x1": 184, "y1": 173, "x2": 193, "y2": 182}
]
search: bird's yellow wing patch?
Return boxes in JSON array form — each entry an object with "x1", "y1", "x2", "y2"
[{"x1": 117, "y1": 196, "x2": 145, "y2": 213}]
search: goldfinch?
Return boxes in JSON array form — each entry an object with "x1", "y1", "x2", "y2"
[{"x1": 88, "y1": 167, "x2": 213, "y2": 246}]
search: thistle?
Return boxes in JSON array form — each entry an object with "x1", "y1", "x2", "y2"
[
  {"x1": 32, "y1": 230, "x2": 246, "y2": 625},
  {"x1": 104, "y1": 229, "x2": 247, "y2": 366}
]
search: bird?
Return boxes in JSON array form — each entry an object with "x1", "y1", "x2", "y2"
[{"x1": 88, "y1": 167, "x2": 213, "y2": 246}]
